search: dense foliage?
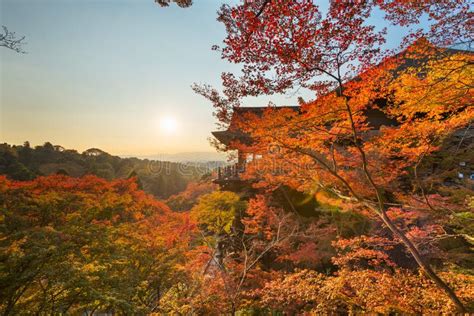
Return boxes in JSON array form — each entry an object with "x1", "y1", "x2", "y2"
[
  {"x1": 1, "y1": 0, "x2": 473, "y2": 314},
  {"x1": 166, "y1": 181, "x2": 218, "y2": 211},
  {"x1": 1, "y1": 174, "x2": 473, "y2": 314},
  {"x1": 0, "y1": 175, "x2": 194, "y2": 314},
  {"x1": 190, "y1": 0, "x2": 474, "y2": 313},
  {"x1": 0, "y1": 142, "x2": 208, "y2": 198}
]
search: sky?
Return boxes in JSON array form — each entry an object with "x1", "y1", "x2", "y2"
[{"x1": 0, "y1": 0, "x2": 413, "y2": 156}]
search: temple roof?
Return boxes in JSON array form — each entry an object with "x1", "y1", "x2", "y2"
[
  {"x1": 211, "y1": 130, "x2": 249, "y2": 146},
  {"x1": 212, "y1": 106, "x2": 300, "y2": 147},
  {"x1": 232, "y1": 106, "x2": 300, "y2": 115},
  {"x1": 211, "y1": 42, "x2": 472, "y2": 149}
]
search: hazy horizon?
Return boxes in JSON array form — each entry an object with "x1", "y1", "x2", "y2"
[{"x1": 3, "y1": 139, "x2": 229, "y2": 162}]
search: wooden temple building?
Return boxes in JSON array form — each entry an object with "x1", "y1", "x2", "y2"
[
  {"x1": 211, "y1": 105, "x2": 402, "y2": 186},
  {"x1": 211, "y1": 44, "x2": 473, "y2": 189},
  {"x1": 212, "y1": 106, "x2": 298, "y2": 185},
  {"x1": 211, "y1": 105, "x2": 473, "y2": 190}
]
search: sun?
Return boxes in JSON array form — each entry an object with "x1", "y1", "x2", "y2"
[{"x1": 159, "y1": 116, "x2": 178, "y2": 133}]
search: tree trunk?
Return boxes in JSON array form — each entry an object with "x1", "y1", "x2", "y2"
[
  {"x1": 376, "y1": 207, "x2": 466, "y2": 312},
  {"x1": 338, "y1": 85, "x2": 467, "y2": 313}
]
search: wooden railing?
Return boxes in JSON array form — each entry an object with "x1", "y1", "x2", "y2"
[{"x1": 216, "y1": 163, "x2": 245, "y2": 182}]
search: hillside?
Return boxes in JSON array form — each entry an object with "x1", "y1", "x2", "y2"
[{"x1": 0, "y1": 142, "x2": 212, "y2": 198}]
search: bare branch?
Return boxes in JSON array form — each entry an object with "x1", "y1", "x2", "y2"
[
  {"x1": 0, "y1": 26, "x2": 26, "y2": 54},
  {"x1": 154, "y1": 0, "x2": 192, "y2": 8}
]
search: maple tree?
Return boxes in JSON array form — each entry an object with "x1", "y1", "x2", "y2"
[
  {"x1": 190, "y1": 191, "x2": 246, "y2": 237},
  {"x1": 167, "y1": 180, "x2": 218, "y2": 211},
  {"x1": 195, "y1": 0, "x2": 473, "y2": 311},
  {"x1": 187, "y1": 193, "x2": 303, "y2": 313},
  {"x1": 255, "y1": 268, "x2": 474, "y2": 314}
]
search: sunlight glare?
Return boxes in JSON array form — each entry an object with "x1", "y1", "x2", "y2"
[{"x1": 159, "y1": 116, "x2": 179, "y2": 134}]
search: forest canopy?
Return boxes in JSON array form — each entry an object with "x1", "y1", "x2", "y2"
[{"x1": 0, "y1": 142, "x2": 211, "y2": 198}]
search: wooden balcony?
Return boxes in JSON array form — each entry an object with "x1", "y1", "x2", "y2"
[{"x1": 214, "y1": 163, "x2": 245, "y2": 184}]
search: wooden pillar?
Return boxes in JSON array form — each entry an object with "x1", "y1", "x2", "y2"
[{"x1": 237, "y1": 150, "x2": 246, "y2": 170}]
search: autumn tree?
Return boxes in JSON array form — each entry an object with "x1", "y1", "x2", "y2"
[
  {"x1": 222, "y1": 194, "x2": 299, "y2": 313},
  {"x1": 166, "y1": 180, "x2": 218, "y2": 211},
  {"x1": 188, "y1": 193, "x2": 302, "y2": 314},
  {"x1": 255, "y1": 268, "x2": 474, "y2": 314},
  {"x1": 182, "y1": 191, "x2": 249, "y2": 313},
  {"x1": 195, "y1": 0, "x2": 473, "y2": 311},
  {"x1": 190, "y1": 191, "x2": 246, "y2": 266},
  {"x1": 0, "y1": 175, "x2": 193, "y2": 315}
]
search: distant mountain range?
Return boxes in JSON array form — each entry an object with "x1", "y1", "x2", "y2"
[{"x1": 122, "y1": 151, "x2": 229, "y2": 163}]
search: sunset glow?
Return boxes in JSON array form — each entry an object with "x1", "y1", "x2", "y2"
[{"x1": 159, "y1": 116, "x2": 178, "y2": 134}]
